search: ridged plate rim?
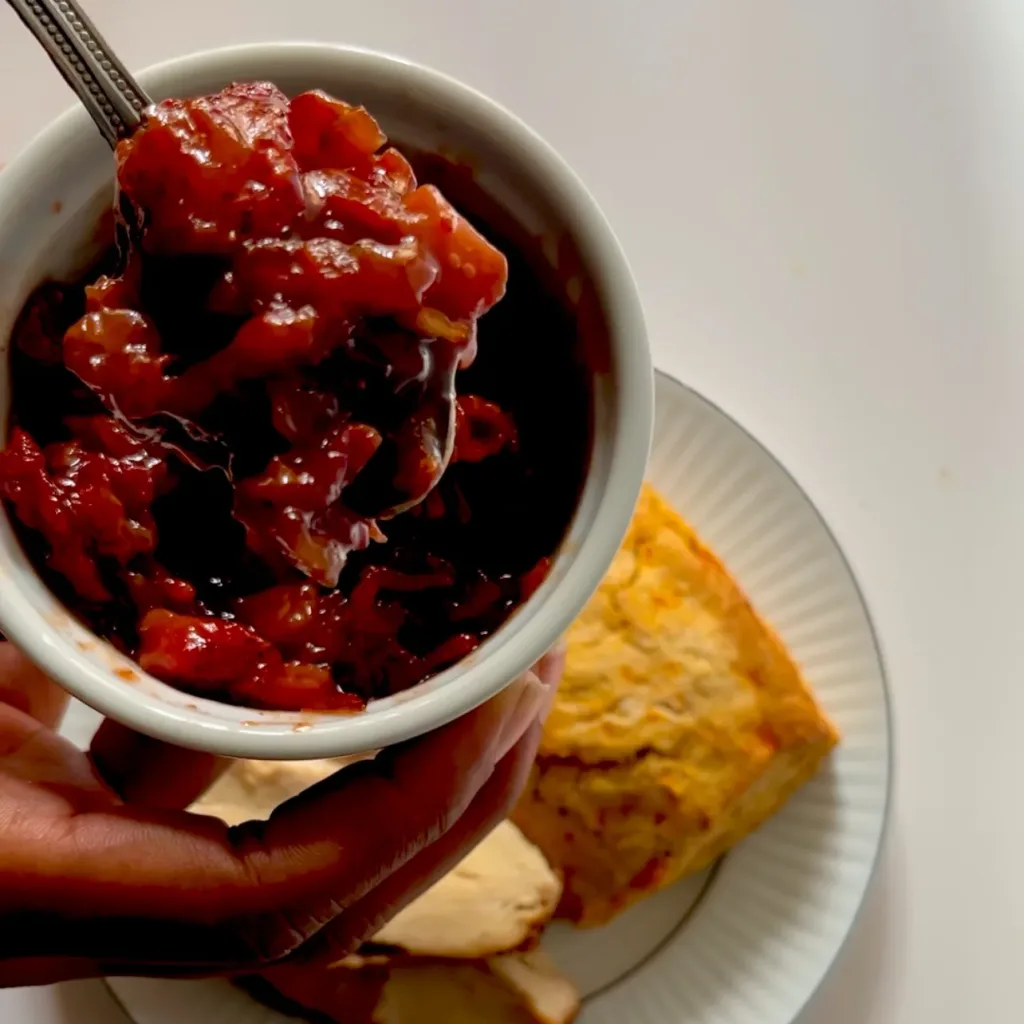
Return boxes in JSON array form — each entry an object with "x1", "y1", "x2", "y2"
[
  {"x1": 564, "y1": 369, "x2": 894, "y2": 1024},
  {"x1": 106, "y1": 369, "x2": 893, "y2": 1024}
]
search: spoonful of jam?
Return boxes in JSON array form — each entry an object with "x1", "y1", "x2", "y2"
[{"x1": 5, "y1": 0, "x2": 501, "y2": 520}]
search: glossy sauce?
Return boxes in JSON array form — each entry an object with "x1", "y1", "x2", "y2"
[{"x1": 0, "y1": 84, "x2": 590, "y2": 711}]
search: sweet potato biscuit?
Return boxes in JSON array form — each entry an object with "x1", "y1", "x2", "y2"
[
  {"x1": 199, "y1": 762, "x2": 577, "y2": 1023},
  {"x1": 372, "y1": 964, "x2": 536, "y2": 1024},
  {"x1": 488, "y1": 951, "x2": 580, "y2": 1024},
  {"x1": 322, "y1": 953, "x2": 578, "y2": 1024},
  {"x1": 195, "y1": 769, "x2": 561, "y2": 958},
  {"x1": 513, "y1": 483, "x2": 839, "y2": 926},
  {"x1": 374, "y1": 822, "x2": 561, "y2": 958}
]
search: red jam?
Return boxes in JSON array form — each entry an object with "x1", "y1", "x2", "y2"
[{"x1": 0, "y1": 84, "x2": 589, "y2": 711}]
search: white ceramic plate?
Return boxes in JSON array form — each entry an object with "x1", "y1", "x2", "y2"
[{"x1": 103, "y1": 369, "x2": 891, "y2": 1024}]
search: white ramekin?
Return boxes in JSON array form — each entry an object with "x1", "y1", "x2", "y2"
[{"x1": 0, "y1": 43, "x2": 652, "y2": 759}]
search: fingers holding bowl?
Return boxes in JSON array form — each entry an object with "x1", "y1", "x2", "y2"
[
  {"x1": 0, "y1": 643, "x2": 69, "y2": 731},
  {"x1": 89, "y1": 720, "x2": 230, "y2": 810},
  {"x1": 0, "y1": 663, "x2": 553, "y2": 982}
]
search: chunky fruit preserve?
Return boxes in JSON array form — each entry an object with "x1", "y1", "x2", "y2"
[{"x1": 0, "y1": 83, "x2": 589, "y2": 711}]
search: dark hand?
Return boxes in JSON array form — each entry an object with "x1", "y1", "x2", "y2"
[{"x1": 0, "y1": 642, "x2": 562, "y2": 985}]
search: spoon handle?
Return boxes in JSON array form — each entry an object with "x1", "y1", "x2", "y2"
[{"x1": 5, "y1": 0, "x2": 151, "y2": 147}]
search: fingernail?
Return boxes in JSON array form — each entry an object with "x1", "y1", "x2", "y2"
[
  {"x1": 492, "y1": 672, "x2": 548, "y2": 764},
  {"x1": 535, "y1": 640, "x2": 567, "y2": 689}
]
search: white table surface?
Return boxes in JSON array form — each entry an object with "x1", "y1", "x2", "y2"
[{"x1": 0, "y1": 1, "x2": 1020, "y2": 1021}]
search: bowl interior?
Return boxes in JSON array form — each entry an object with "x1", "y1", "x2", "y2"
[{"x1": 0, "y1": 45, "x2": 650, "y2": 758}]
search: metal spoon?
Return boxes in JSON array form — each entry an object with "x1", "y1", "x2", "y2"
[
  {"x1": 386, "y1": 354, "x2": 459, "y2": 518},
  {"x1": 6, "y1": 0, "x2": 460, "y2": 519},
  {"x1": 6, "y1": 0, "x2": 150, "y2": 148},
  {"x1": 345, "y1": 343, "x2": 459, "y2": 520}
]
